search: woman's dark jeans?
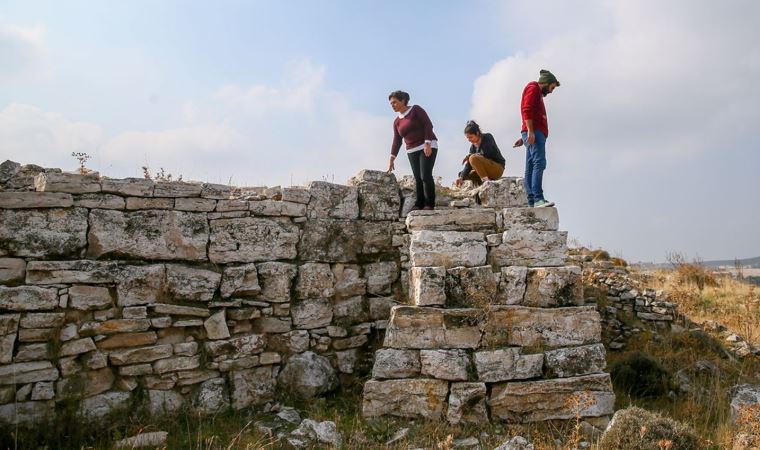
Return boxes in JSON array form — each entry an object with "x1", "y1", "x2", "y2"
[{"x1": 407, "y1": 148, "x2": 438, "y2": 208}]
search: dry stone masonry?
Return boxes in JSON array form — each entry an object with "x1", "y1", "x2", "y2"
[
  {"x1": 362, "y1": 181, "x2": 615, "y2": 427},
  {"x1": 0, "y1": 159, "x2": 614, "y2": 428}
]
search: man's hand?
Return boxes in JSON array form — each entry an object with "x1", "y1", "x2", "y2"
[
  {"x1": 513, "y1": 138, "x2": 523, "y2": 148},
  {"x1": 387, "y1": 156, "x2": 396, "y2": 173},
  {"x1": 461, "y1": 155, "x2": 470, "y2": 165},
  {"x1": 527, "y1": 132, "x2": 535, "y2": 145},
  {"x1": 454, "y1": 177, "x2": 463, "y2": 188},
  {"x1": 423, "y1": 142, "x2": 432, "y2": 157}
]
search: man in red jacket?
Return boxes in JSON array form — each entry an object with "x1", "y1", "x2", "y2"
[{"x1": 513, "y1": 69, "x2": 560, "y2": 208}]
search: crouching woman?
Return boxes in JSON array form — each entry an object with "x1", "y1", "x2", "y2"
[{"x1": 455, "y1": 120, "x2": 505, "y2": 187}]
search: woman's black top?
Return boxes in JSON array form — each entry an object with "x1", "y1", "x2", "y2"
[{"x1": 459, "y1": 133, "x2": 506, "y2": 178}]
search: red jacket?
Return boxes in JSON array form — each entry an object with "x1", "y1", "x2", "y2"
[
  {"x1": 391, "y1": 105, "x2": 437, "y2": 157},
  {"x1": 520, "y1": 81, "x2": 549, "y2": 137}
]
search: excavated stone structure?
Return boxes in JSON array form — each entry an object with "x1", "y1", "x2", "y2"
[{"x1": 362, "y1": 181, "x2": 615, "y2": 426}]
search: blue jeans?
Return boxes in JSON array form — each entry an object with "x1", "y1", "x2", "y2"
[{"x1": 522, "y1": 130, "x2": 547, "y2": 205}]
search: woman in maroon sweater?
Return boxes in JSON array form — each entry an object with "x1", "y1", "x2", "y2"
[{"x1": 387, "y1": 90, "x2": 438, "y2": 210}]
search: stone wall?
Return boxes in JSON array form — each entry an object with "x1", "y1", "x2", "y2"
[{"x1": 0, "y1": 162, "x2": 409, "y2": 425}]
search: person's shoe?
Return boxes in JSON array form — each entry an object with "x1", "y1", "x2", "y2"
[
  {"x1": 534, "y1": 199, "x2": 555, "y2": 208},
  {"x1": 422, "y1": 206, "x2": 434, "y2": 211},
  {"x1": 480, "y1": 177, "x2": 490, "y2": 182},
  {"x1": 527, "y1": 203, "x2": 534, "y2": 208},
  {"x1": 409, "y1": 205, "x2": 423, "y2": 212}
]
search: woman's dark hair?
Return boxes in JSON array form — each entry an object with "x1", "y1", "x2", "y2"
[
  {"x1": 464, "y1": 120, "x2": 481, "y2": 135},
  {"x1": 388, "y1": 90, "x2": 410, "y2": 105}
]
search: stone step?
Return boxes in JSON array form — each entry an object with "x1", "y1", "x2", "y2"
[
  {"x1": 405, "y1": 208, "x2": 497, "y2": 232},
  {"x1": 383, "y1": 305, "x2": 602, "y2": 350},
  {"x1": 474, "y1": 177, "x2": 527, "y2": 208}
]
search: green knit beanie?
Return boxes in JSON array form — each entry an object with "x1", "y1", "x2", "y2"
[{"x1": 538, "y1": 69, "x2": 560, "y2": 86}]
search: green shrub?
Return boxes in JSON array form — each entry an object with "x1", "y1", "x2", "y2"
[
  {"x1": 610, "y1": 352, "x2": 671, "y2": 398},
  {"x1": 598, "y1": 406, "x2": 700, "y2": 450}
]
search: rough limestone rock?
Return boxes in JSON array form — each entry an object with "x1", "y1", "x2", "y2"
[
  {"x1": 729, "y1": 384, "x2": 760, "y2": 421},
  {"x1": 420, "y1": 349, "x2": 470, "y2": 381},
  {"x1": 147, "y1": 389, "x2": 185, "y2": 417},
  {"x1": 299, "y1": 219, "x2": 394, "y2": 263},
  {"x1": 165, "y1": 265, "x2": 221, "y2": 302},
  {"x1": 220, "y1": 264, "x2": 260, "y2": 298},
  {"x1": 475, "y1": 177, "x2": 527, "y2": 207},
  {"x1": 0, "y1": 361, "x2": 59, "y2": 385},
  {"x1": 0, "y1": 258, "x2": 26, "y2": 285},
  {"x1": 409, "y1": 231, "x2": 487, "y2": 268},
  {"x1": 114, "y1": 431, "x2": 169, "y2": 449},
  {"x1": 362, "y1": 378, "x2": 449, "y2": 419},
  {"x1": 331, "y1": 264, "x2": 366, "y2": 300},
  {"x1": 295, "y1": 263, "x2": 335, "y2": 299},
  {"x1": 371, "y1": 349, "x2": 421, "y2": 379},
  {"x1": 363, "y1": 261, "x2": 398, "y2": 295},
  {"x1": 306, "y1": 181, "x2": 359, "y2": 219},
  {"x1": 473, "y1": 348, "x2": 544, "y2": 382},
  {"x1": 410, "y1": 266, "x2": 446, "y2": 307},
  {"x1": 256, "y1": 262, "x2": 297, "y2": 302},
  {"x1": 100, "y1": 177, "x2": 154, "y2": 197},
  {"x1": 483, "y1": 306, "x2": 602, "y2": 348},
  {"x1": 34, "y1": 171, "x2": 101, "y2": 194},
  {"x1": 24, "y1": 260, "x2": 119, "y2": 285},
  {"x1": 115, "y1": 265, "x2": 166, "y2": 307},
  {"x1": 209, "y1": 217, "x2": 298, "y2": 263},
  {"x1": 230, "y1": 365, "x2": 277, "y2": 409},
  {"x1": 490, "y1": 229, "x2": 568, "y2": 267},
  {"x1": 88, "y1": 209, "x2": 208, "y2": 261},
  {"x1": 291, "y1": 298, "x2": 333, "y2": 329},
  {"x1": 447, "y1": 382, "x2": 488, "y2": 425},
  {"x1": 501, "y1": 207, "x2": 559, "y2": 231},
  {"x1": 446, "y1": 266, "x2": 498, "y2": 307},
  {"x1": 497, "y1": 266, "x2": 528, "y2": 304},
  {"x1": 0, "y1": 400, "x2": 55, "y2": 425},
  {"x1": 489, "y1": 373, "x2": 615, "y2": 422},
  {"x1": 80, "y1": 391, "x2": 131, "y2": 422},
  {"x1": 0, "y1": 286, "x2": 59, "y2": 311},
  {"x1": 405, "y1": 208, "x2": 497, "y2": 232},
  {"x1": 290, "y1": 419, "x2": 343, "y2": 448},
  {"x1": 68, "y1": 285, "x2": 113, "y2": 310},
  {"x1": 0, "y1": 192, "x2": 73, "y2": 209},
  {"x1": 493, "y1": 436, "x2": 535, "y2": 450},
  {"x1": 384, "y1": 307, "x2": 484, "y2": 349},
  {"x1": 347, "y1": 170, "x2": 401, "y2": 220},
  {"x1": 523, "y1": 266, "x2": 583, "y2": 307},
  {"x1": 544, "y1": 344, "x2": 607, "y2": 378},
  {"x1": 193, "y1": 378, "x2": 230, "y2": 415},
  {"x1": 204, "y1": 310, "x2": 230, "y2": 340},
  {"x1": 0, "y1": 208, "x2": 88, "y2": 258},
  {"x1": 277, "y1": 351, "x2": 338, "y2": 399}
]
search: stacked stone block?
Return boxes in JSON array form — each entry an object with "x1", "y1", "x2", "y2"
[{"x1": 363, "y1": 180, "x2": 615, "y2": 426}]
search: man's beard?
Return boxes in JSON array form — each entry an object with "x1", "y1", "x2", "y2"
[{"x1": 541, "y1": 86, "x2": 550, "y2": 96}]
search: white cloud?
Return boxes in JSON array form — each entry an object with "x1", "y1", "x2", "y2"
[{"x1": 0, "y1": 17, "x2": 45, "y2": 82}]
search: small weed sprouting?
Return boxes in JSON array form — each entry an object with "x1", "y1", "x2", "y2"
[
  {"x1": 564, "y1": 390, "x2": 597, "y2": 449},
  {"x1": 71, "y1": 152, "x2": 91, "y2": 174},
  {"x1": 141, "y1": 165, "x2": 183, "y2": 182}
]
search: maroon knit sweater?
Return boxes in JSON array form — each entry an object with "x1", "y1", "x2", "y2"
[{"x1": 390, "y1": 105, "x2": 437, "y2": 157}]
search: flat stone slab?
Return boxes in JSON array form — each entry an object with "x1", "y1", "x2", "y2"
[
  {"x1": 482, "y1": 306, "x2": 602, "y2": 349},
  {"x1": 475, "y1": 177, "x2": 527, "y2": 208},
  {"x1": 0, "y1": 192, "x2": 73, "y2": 209},
  {"x1": 384, "y1": 306, "x2": 484, "y2": 349},
  {"x1": 489, "y1": 373, "x2": 615, "y2": 422},
  {"x1": 489, "y1": 229, "x2": 567, "y2": 267},
  {"x1": 88, "y1": 209, "x2": 209, "y2": 261},
  {"x1": 544, "y1": 344, "x2": 607, "y2": 378},
  {"x1": 523, "y1": 266, "x2": 583, "y2": 307},
  {"x1": 410, "y1": 266, "x2": 446, "y2": 307},
  {"x1": 406, "y1": 208, "x2": 497, "y2": 232},
  {"x1": 500, "y1": 207, "x2": 559, "y2": 231},
  {"x1": 473, "y1": 348, "x2": 544, "y2": 382},
  {"x1": 209, "y1": 217, "x2": 298, "y2": 263},
  {"x1": 306, "y1": 181, "x2": 359, "y2": 219},
  {"x1": 362, "y1": 378, "x2": 448, "y2": 419},
  {"x1": 0, "y1": 208, "x2": 88, "y2": 258},
  {"x1": 35, "y1": 171, "x2": 101, "y2": 194},
  {"x1": 409, "y1": 231, "x2": 487, "y2": 268}
]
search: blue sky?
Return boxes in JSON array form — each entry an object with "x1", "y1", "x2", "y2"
[{"x1": 1, "y1": 1, "x2": 759, "y2": 262}]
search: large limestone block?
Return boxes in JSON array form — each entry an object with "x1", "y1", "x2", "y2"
[
  {"x1": 544, "y1": 344, "x2": 607, "y2": 378},
  {"x1": 204, "y1": 334, "x2": 265, "y2": 359},
  {"x1": 497, "y1": 266, "x2": 528, "y2": 305},
  {"x1": 0, "y1": 258, "x2": 26, "y2": 285},
  {"x1": 277, "y1": 351, "x2": 338, "y2": 398},
  {"x1": 475, "y1": 177, "x2": 527, "y2": 208},
  {"x1": 500, "y1": 207, "x2": 559, "y2": 231},
  {"x1": 473, "y1": 348, "x2": 544, "y2": 382},
  {"x1": 153, "y1": 181, "x2": 202, "y2": 197},
  {"x1": 295, "y1": 263, "x2": 335, "y2": 299},
  {"x1": 0, "y1": 192, "x2": 73, "y2": 209},
  {"x1": 0, "y1": 286, "x2": 58, "y2": 311},
  {"x1": 482, "y1": 306, "x2": 602, "y2": 349},
  {"x1": 306, "y1": 181, "x2": 359, "y2": 219},
  {"x1": 230, "y1": 365, "x2": 277, "y2": 409},
  {"x1": 363, "y1": 261, "x2": 398, "y2": 295},
  {"x1": 256, "y1": 262, "x2": 297, "y2": 302},
  {"x1": 220, "y1": 264, "x2": 260, "y2": 297},
  {"x1": 109, "y1": 344, "x2": 173, "y2": 365},
  {"x1": 489, "y1": 229, "x2": 568, "y2": 267},
  {"x1": 116, "y1": 265, "x2": 166, "y2": 306},
  {"x1": 420, "y1": 349, "x2": 470, "y2": 381},
  {"x1": 371, "y1": 348, "x2": 420, "y2": 379},
  {"x1": 298, "y1": 219, "x2": 394, "y2": 262},
  {"x1": 489, "y1": 373, "x2": 615, "y2": 422},
  {"x1": 384, "y1": 306, "x2": 484, "y2": 349},
  {"x1": 359, "y1": 221, "x2": 395, "y2": 255},
  {"x1": 209, "y1": 217, "x2": 298, "y2": 263},
  {"x1": 524, "y1": 266, "x2": 583, "y2": 307},
  {"x1": 347, "y1": 170, "x2": 401, "y2": 220},
  {"x1": 80, "y1": 319, "x2": 151, "y2": 336},
  {"x1": 74, "y1": 193, "x2": 126, "y2": 209},
  {"x1": 68, "y1": 285, "x2": 112, "y2": 310},
  {"x1": 0, "y1": 208, "x2": 88, "y2": 258},
  {"x1": 409, "y1": 231, "x2": 487, "y2": 268},
  {"x1": 331, "y1": 264, "x2": 366, "y2": 300},
  {"x1": 166, "y1": 265, "x2": 221, "y2": 302},
  {"x1": 447, "y1": 382, "x2": 488, "y2": 425},
  {"x1": 362, "y1": 379, "x2": 448, "y2": 419},
  {"x1": 34, "y1": 171, "x2": 101, "y2": 194},
  {"x1": 101, "y1": 177, "x2": 154, "y2": 197},
  {"x1": 193, "y1": 378, "x2": 230, "y2": 415},
  {"x1": 88, "y1": 209, "x2": 209, "y2": 260},
  {"x1": 0, "y1": 361, "x2": 59, "y2": 385},
  {"x1": 56, "y1": 367, "x2": 114, "y2": 399},
  {"x1": 291, "y1": 298, "x2": 333, "y2": 329},
  {"x1": 406, "y1": 208, "x2": 497, "y2": 232},
  {"x1": 410, "y1": 266, "x2": 446, "y2": 307},
  {"x1": 146, "y1": 389, "x2": 185, "y2": 416},
  {"x1": 25, "y1": 260, "x2": 119, "y2": 285},
  {"x1": 446, "y1": 266, "x2": 498, "y2": 307}
]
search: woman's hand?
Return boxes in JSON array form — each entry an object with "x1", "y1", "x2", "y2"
[
  {"x1": 387, "y1": 155, "x2": 396, "y2": 173},
  {"x1": 454, "y1": 177, "x2": 463, "y2": 188},
  {"x1": 513, "y1": 138, "x2": 524, "y2": 148},
  {"x1": 423, "y1": 142, "x2": 432, "y2": 157}
]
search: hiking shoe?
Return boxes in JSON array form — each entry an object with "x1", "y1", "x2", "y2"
[{"x1": 534, "y1": 200, "x2": 555, "y2": 208}]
